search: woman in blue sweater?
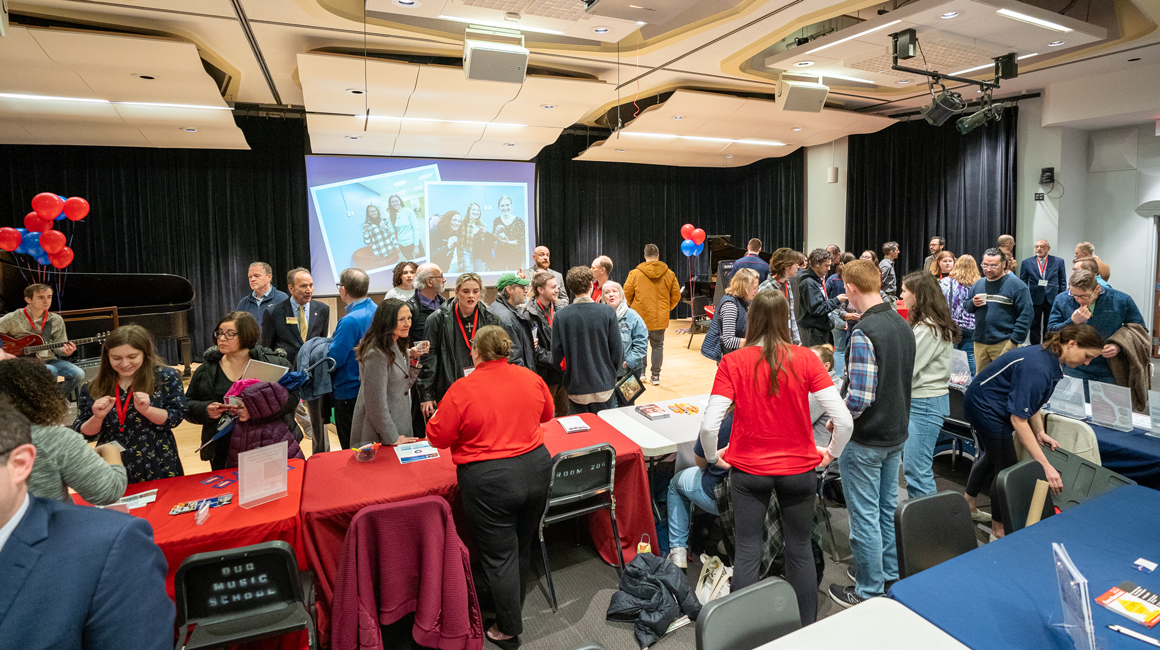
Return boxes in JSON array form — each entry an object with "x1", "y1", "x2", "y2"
[{"x1": 1046, "y1": 269, "x2": 1144, "y2": 392}]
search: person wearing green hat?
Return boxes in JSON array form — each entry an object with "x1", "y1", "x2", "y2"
[{"x1": 489, "y1": 273, "x2": 539, "y2": 370}]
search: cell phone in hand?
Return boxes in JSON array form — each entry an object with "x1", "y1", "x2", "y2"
[{"x1": 226, "y1": 396, "x2": 242, "y2": 407}]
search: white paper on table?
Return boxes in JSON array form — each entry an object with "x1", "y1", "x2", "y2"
[
  {"x1": 238, "y1": 441, "x2": 289, "y2": 509},
  {"x1": 1053, "y1": 543, "x2": 1097, "y2": 650},
  {"x1": 393, "y1": 440, "x2": 440, "y2": 464},
  {"x1": 113, "y1": 489, "x2": 158, "y2": 510},
  {"x1": 1089, "y1": 381, "x2": 1134, "y2": 432},
  {"x1": 558, "y1": 416, "x2": 591, "y2": 433},
  {"x1": 1149, "y1": 390, "x2": 1160, "y2": 438},
  {"x1": 1048, "y1": 376, "x2": 1088, "y2": 420}
]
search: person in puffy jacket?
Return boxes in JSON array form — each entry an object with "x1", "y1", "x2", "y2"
[
  {"x1": 623, "y1": 244, "x2": 681, "y2": 385},
  {"x1": 226, "y1": 379, "x2": 304, "y2": 467}
]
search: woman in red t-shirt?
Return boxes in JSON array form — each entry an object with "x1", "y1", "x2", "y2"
[{"x1": 699, "y1": 291, "x2": 853, "y2": 624}]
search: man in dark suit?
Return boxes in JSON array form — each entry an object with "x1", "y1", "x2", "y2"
[
  {"x1": 0, "y1": 401, "x2": 173, "y2": 650},
  {"x1": 261, "y1": 267, "x2": 331, "y2": 453},
  {"x1": 1018, "y1": 239, "x2": 1067, "y2": 344}
]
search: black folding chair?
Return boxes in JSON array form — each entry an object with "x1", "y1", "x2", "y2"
[
  {"x1": 695, "y1": 578, "x2": 801, "y2": 650},
  {"x1": 174, "y1": 540, "x2": 317, "y2": 650},
  {"x1": 686, "y1": 295, "x2": 712, "y2": 349},
  {"x1": 539, "y1": 444, "x2": 625, "y2": 613},
  {"x1": 1044, "y1": 446, "x2": 1136, "y2": 511},
  {"x1": 994, "y1": 459, "x2": 1056, "y2": 534},
  {"x1": 894, "y1": 491, "x2": 979, "y2": 579}
]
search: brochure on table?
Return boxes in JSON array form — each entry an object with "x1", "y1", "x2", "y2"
[
  {"x1": 1049, "y1": 377, "x2": 1088, "y2": 420},
  {"x1": 238, "y1": 441, "x2": 289, "y2": 509},
  {"x1": 1089, "y1": 381, "x2": 1135, "y2": 432},
  {"x1": 1054, "y1": 542, "x2": 1097, "y2": 650},
  {"x1": 394, "y1": 440, "x2": 440, "y2": 463},
  {"x1": 1150, "y1": 390, "x2": 1160, "y2": 438}
]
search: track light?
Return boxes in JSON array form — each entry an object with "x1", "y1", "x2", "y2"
[
  {"x1": 921, "y1": 89, "x2": 965, "y2": 127},
  {"x1": 956, "y1": 98, "x2": 1004, "y2": 135}
]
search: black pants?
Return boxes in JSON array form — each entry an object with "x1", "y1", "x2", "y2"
[
  {"x1": 965, "y1": 433, "x2": 1018, "y2": 523},
  {"x1": 333, "y1": 397, "x2": 357, "y2": 450},
  {"x1": 306, "y1": 397, "x2": 331, "y2": 454},
  {"x1": 730, "y1": 468, "x2": 818, "y2": 624},
  {"x1": 800, "y1": 326, "x2": 830, "y2": 348},
  {"x1": 457, "y1": 445, "x2": 552, "y2": 637},
  {"x1": 567, "y1": 397, "x2": 615, "y2": 415},
  {"x1": 410, "y1": 392, "x2": 427, "y2": 438},
  {"x1": 1030, "y1": 300, "x2": 1051, "y2": 345}
]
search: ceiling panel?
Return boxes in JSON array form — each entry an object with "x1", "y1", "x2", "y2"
[
  {"x1": 0, "y1": 28, "x2": 97, "y2": 98},
  {"x1": 392, "y1": 134, "x2": 481, "y2": 158},
  {"x1": 405, "y1": 65, "x2": 522, "y2": 122},
  {"x1": 493, "y1": 75, "x2": 616, "y2": 127},
  {"x1": 298, "y1": 53, "x2": 419, "y2": 115},
  {"x1": 306, "y1": 113, "x2": 401, "y2": 155}
]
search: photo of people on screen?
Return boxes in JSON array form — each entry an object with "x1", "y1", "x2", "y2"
[{"x1": 425, "y1": 182, "x2": 529, "y2": 274}]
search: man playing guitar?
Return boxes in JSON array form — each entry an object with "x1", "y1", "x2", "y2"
[{"x1": 0, "y1": 283, "x2": 85, "y2": 397}]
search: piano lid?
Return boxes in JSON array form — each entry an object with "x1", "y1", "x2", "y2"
[{"x1": 0, "y1": 252, "x2": 194, "y2": 314}]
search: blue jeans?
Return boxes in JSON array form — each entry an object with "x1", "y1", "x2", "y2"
[
  {"x1": 903, "y1": 394, "x2": 949, "y2": 499},
  {"x1": 831, "y1": 326, "x2": 848, "y2": 377},
  {"x1": 839, "y1": 440, "x2": 903, "y2": 599},
  {"x1": 666, "y1": 467, "x2": 720, "y2": 549},
  {"x1": 45, "y1": 358, "x2": 85, "y2": 398},
  {"x1": 956, "y1": 328, "x2": 976, "y2": 375}
]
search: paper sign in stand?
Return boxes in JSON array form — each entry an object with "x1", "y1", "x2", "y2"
[
  {"x1": 238, "y1": 441, "x2": 289, "y2": 509},
  {"x1": 1049, "y1": 376, "x2": 1088, "y2": 420},
  {"x1": 1053, "y1": 543, "x2": 1097, "y2": 650},
  {"x1": 1089, "y1": 381, "x2": 1134, "y2": 432},
  {"x1": 1149, "y1": 391, "x2": 1160, "y2": 438}
]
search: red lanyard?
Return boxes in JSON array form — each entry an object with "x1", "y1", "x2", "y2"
[
  {"x1": 114, "y1": 383, "x2": 132, "y2": 431},
  {"x1": 23, "y1": 307, "x2": 46, "y2": 332},
  {"x1": 540, "y1": 301, "x2": 554, "y2": 327},
  {"x1": 1037, "y1": 257, "x2": 1047, "y2": 277},
  {"x1": 455, "y1": 308, "x2": 479, "y2": 351},
  {"x1": 779, "y1": 280, "x2": 789, "y2": 301}
]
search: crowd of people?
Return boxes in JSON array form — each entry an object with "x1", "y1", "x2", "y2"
[{"x1": 0, "y1": 231, "x2": 1146, "y2": 646}]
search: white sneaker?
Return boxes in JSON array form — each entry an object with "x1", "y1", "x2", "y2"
[{"x1": 668, "y1": 547, "x2": 688, "y2": 569}]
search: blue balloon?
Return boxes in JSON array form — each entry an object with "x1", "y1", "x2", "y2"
[
  {"x1": 22, "y1": 231, "x2": 40, "y2": 249},
  {"x1": 33, "y1": 249, "x2": 51, "y2": 265},
  {"x1": 694, "y1": 242, "x2": 705, "y2": 255},
  {"x1": 680, "y1": 239, "x2": 697, "y2": 257},
  {"x1": 14, "y1": 228, "x2": 28, "y2": 254}
]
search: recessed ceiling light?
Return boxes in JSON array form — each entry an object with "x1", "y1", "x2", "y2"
[
  {"x1": 1048, "y1": 40, "x2": 1066, "y2": 47},
  {"x1": 636, "y1": 21, "x2": 647, "y2": 26},
  {"x1": 504, "y1": 143, "x2": 516, "y2": 147},
  {"x1": 628, "y1": 4, "x2": 644, "y2": 7},
  {"x1": 897, "y1": 79, "x2": 912, "y2": 84},
  {"x1": 592, "y1": 26, "x2": 611, "y2": 34},
  {"x1": 133, "y1": 74, "x2": 156, "y2": 80},
  {"x1": 672, "y1": 115, "x2": 684, "y2": 120},
  {"x1": 346, "y1": 88, "x2": 365, "y2": 95},
  {"x1": 725, "y1": 155, "x2": 734, "y2": 159},
  {"x1": 995, "y1": 8, "x2": 1072, "y2": 32},
  {"x1": 181, "y1": 127, "x2": 197, "y2": 133},
  {"x1": 616, "y1": 149, "x2": 626, "y2": 152},
  {"x1": 540, "y1": 104, "x2": 556, "y2": 109},
  {"x1": 940, "y1": 11, "x2": 959, "y2": 19},
  {"x1": 393, "y1": 0, "x2": 420, "y2": 6},
  {"x1": 346, "y1": 135, "x2": 360, "y2": 140},
  {"x1": 807, "y1": 19, "x2": 901, "y2": 54},
  {"x1": 1129, "y1": 57, "x2": 1142, "y2": 62},
  {"x1": 794, "y1": 61, "x2": 815, "y2": 67},
  {"x1": 791, "y1": 126, "x2": 803, "y2": 132}
]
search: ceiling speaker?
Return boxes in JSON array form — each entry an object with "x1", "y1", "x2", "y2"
[
  {"x1": 464, "y1": 27, "x2": 528, "y2": 84},
  {"x1": 777, "y1": 77, "x2": 828, "y2": 113}
]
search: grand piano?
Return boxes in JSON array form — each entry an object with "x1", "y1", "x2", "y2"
[
  {"x1": 0, "y1": 253, "x2": 195, "y2": 376},
  {"x1": 700, "y1": 235, "x2": 772, "y2": 307}
]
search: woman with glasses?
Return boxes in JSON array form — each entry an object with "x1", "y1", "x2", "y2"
[
  {"x1": 417, "y1": 273, "x2": 501, "y2": 420},
  {"x1": 185, "y1": 312, "x2": 299, "y2": 469},
  {"x1": 1047, "y1": 269, "x2": 1145, "y2": 392}
]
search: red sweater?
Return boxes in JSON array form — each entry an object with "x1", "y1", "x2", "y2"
[{"x1": 427, "y1": 359, "x2": 554, "y2": 464}]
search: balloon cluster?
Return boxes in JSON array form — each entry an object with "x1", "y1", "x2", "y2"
[
  {"x1": 680, "y1": 223, "x2": 706, "y2": 257},
  {"x1": 0, "y1": 192, "x2": 87, "y2": 268}
]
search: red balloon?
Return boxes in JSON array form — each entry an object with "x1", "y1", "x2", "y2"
[
  {"x1": 0, "y1": 227, "x2": 21, "y2": 252},
  {"x1": 39, "y1": 230, "x2": 67, "y2": 255},
  {"x1": 680, "y1": 223, "x2": 695, "y2": 240},
  {"x1": 691, "y1": 228, "x2": 706, "y2": 245},
  {"x1": 63, "y1": 197, "x2": 90, "y2": 221},
  {"x1": 49, "y1": 246, "x2": 74, "y2": 269},
  {"x1": 24, "y1": 212, "x2": 53, "y2": 233},
  {"x1": 31, "y1": 192, "x2": 64, "y2": 220}
]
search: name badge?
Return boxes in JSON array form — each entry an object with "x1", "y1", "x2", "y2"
[
  {"x1": 463, "y1": 367, "x2": 475, "y2": 377},
  {"x1": 1038, "y1": 279, "x2": 1048, "y2": 287},
  {"x1": 286, "y1": 317, "x2": 298, "y2": 324}
]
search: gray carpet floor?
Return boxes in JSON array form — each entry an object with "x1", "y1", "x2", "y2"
[{"x1": 383, "y1": 451, "x2": 991, "y2": 650}]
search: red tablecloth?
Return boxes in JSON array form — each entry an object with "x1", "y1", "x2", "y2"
[
  {"x1": 74, "y1": 459, "x2": 307, "y2": 600},
  {"x1": 299, "y1": 413, "x2": 656, "y2": 645}
]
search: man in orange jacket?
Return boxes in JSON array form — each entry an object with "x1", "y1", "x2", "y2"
[{"x1": 624, "y1": 243, "x2": 682, "y2": 385}]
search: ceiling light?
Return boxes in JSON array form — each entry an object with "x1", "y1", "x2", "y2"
[
  {"x1": 181, "y1": 127, "x2": 197, "y2": 133},
  {"x1": 133, "y1": 74, "x2": 156, "y2": 80},
  {"x1": 504, "y1": 11, "x2": 520, "y2": 22},
  {"x1": 816, "y1": 73, "x2": 873, "y2": 85},
  {"x1": 504, "y1": 143, "x2": 516, "y2": 147},
  {"x1": 791, "y1": 126, "x2": 803, "y2": 131},
  {"x1": 1129, "y1": 57, "x2": 1141, "y2": 62},
  {"x1": 1048, "y1": 40, "x2": 1066, "y2": 46},
  {"x1": 807, "y1": 19, "x2": 901, "y2": 55},
  {"x1": 897, "y1": 79, "x2": 912, "y2": 84},
  {"x1": 725, "y1": 155, "x2": 734, "y2": 159},
  {"x1": 951, "y1": 52, "x2": 1038, "y2": 76},
  {"x1": 395, "y1": 0, "x2": 417, "y2": 5},
  {"x1": 940, "y1": 12, "x2": 959, "y2": 19},
  {"x1": 672, "y1": 115, "x2": 685, "y2": 120},
  {"x1": 621, "y1": 132, "x2": 784, "y2": 146},
  {"x1": 637, "y1": 21, "x2": 647, "y2": 26},
  {"x1": 738, "y1": 139, "x2": 787, "y2": 146},
  {"x1": 617, "y1": 149, "x2": 626, "y2": 152},
  {"x1": 995, "y1": 8, "x2": 1071, "y2": 32},
  {"x1": 592, "y1": 26, "x2": 611, "y2": 34},
  {"x1": 628, "y1": 4, "x2": 644, "y2": 7},
  {"x1": 370, "y1": 115, "x2": 526, "y2": 128},
  {"x1": 0, "y1": 93, "x2": 234, "y2": 110},
  {"x1": 921, "y1": 89, "x2": 965, "y2": 126},
  {"x1": 0, "y1": 93, "x2": 109, "y2": 104},
  {"x1": 794, "y1": 61, "x2": 815, "y2": 67},
  {"x1": 437, "y1": 15, "x2": 564, "y2": 35},
  {"x1": 346, "y1": 135, "x2": 360, "y2": 140},
  {"x1": 540, "y1": 104, "x2": 556, "y2": 109},
  {"x1": 346, "y1": 88, "x2": 365, "y2": 95},
  {"x1": 117, "y1": 101, "x2": 232, "y2": 110}
]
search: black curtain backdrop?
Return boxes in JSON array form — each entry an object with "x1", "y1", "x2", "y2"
[
  {"x1": 536, "y1": 133, "x2": 804, "y2": 297},
  {"x1": 845, "y1": 106, "x2": 1018, "y2": 274},
  {"x1": 0, "y1": 116, "x2": 310, "y2": 362}
]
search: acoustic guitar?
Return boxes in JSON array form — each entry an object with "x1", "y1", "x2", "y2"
[{"x1": 1, "y1": 331, "x2": 110, "y2": 357}]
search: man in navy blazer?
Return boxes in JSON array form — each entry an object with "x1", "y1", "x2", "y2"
[
  {"x1": 260, "y1": 267, "x2": 331, "y2": 453},
  {"x1": 0, "y1": 402, "x2": 173, "y2": 650},
  {"x1": 1018, "y1": 239, "x2": 1067, "y2": 344}
]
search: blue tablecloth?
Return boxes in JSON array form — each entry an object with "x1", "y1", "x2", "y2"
[
  {"x1": 891, "y1": 485, "x2": 1160, "y2": 649},
  {"x1": 1092, "y1": 422, "x2": 1160, "y2": 490}
]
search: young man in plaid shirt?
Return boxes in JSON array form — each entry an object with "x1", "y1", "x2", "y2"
[{"x1": 828, "y1": 259, "x2": 916, "y2": 607}]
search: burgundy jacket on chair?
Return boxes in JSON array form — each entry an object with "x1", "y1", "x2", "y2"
[{"x1": 331, "y1": 496, "x2": 484, "y2": 650}]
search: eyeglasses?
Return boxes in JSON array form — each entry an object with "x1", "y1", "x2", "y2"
[
  {"x1": 981, "y1": 263, "x2": 1002, "y2": 270},
  {"x1": 213, "y1": 330, "x2": 238, "y2": 340},
  {"x1": 1068, "y1": 289, "x2": 1098, "y2": 301}
]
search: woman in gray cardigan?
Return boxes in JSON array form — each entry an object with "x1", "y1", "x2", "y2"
[{"x1": 350, "y1": 299, "x2": 425, "y2": 447}]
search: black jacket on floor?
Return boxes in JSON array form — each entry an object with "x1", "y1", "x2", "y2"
[{"x1": 607, "y1": 552, "x2": 702, "y2": 649}]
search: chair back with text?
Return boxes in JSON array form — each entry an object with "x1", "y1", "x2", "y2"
[
  {"x1": 695, "y1": 578, "x2": 801, "y2": 650},
  {"x1": 1044, "y1": 446, "x2": 1135, "y2": 511},
  {"x1": 895, "y1": 491, "x2": 978, "y2": 579},
  {"x1": 174, "y1": 540, "x2": 315, "y2": 650},
  {"x1": 995, "y1": 460, "x2": 1055, "y2": 533}
]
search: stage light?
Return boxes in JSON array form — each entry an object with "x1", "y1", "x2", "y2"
[{"x1": 922, "y1": 89, "x2": 965, "y2": 126}]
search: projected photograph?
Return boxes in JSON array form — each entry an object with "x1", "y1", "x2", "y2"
[
  {"x1": 425, "y1": 182, "x2": 530, "y2": 275},
  {"x1": 309, "y1": 164, "x2": 440, "y2": 277}
]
